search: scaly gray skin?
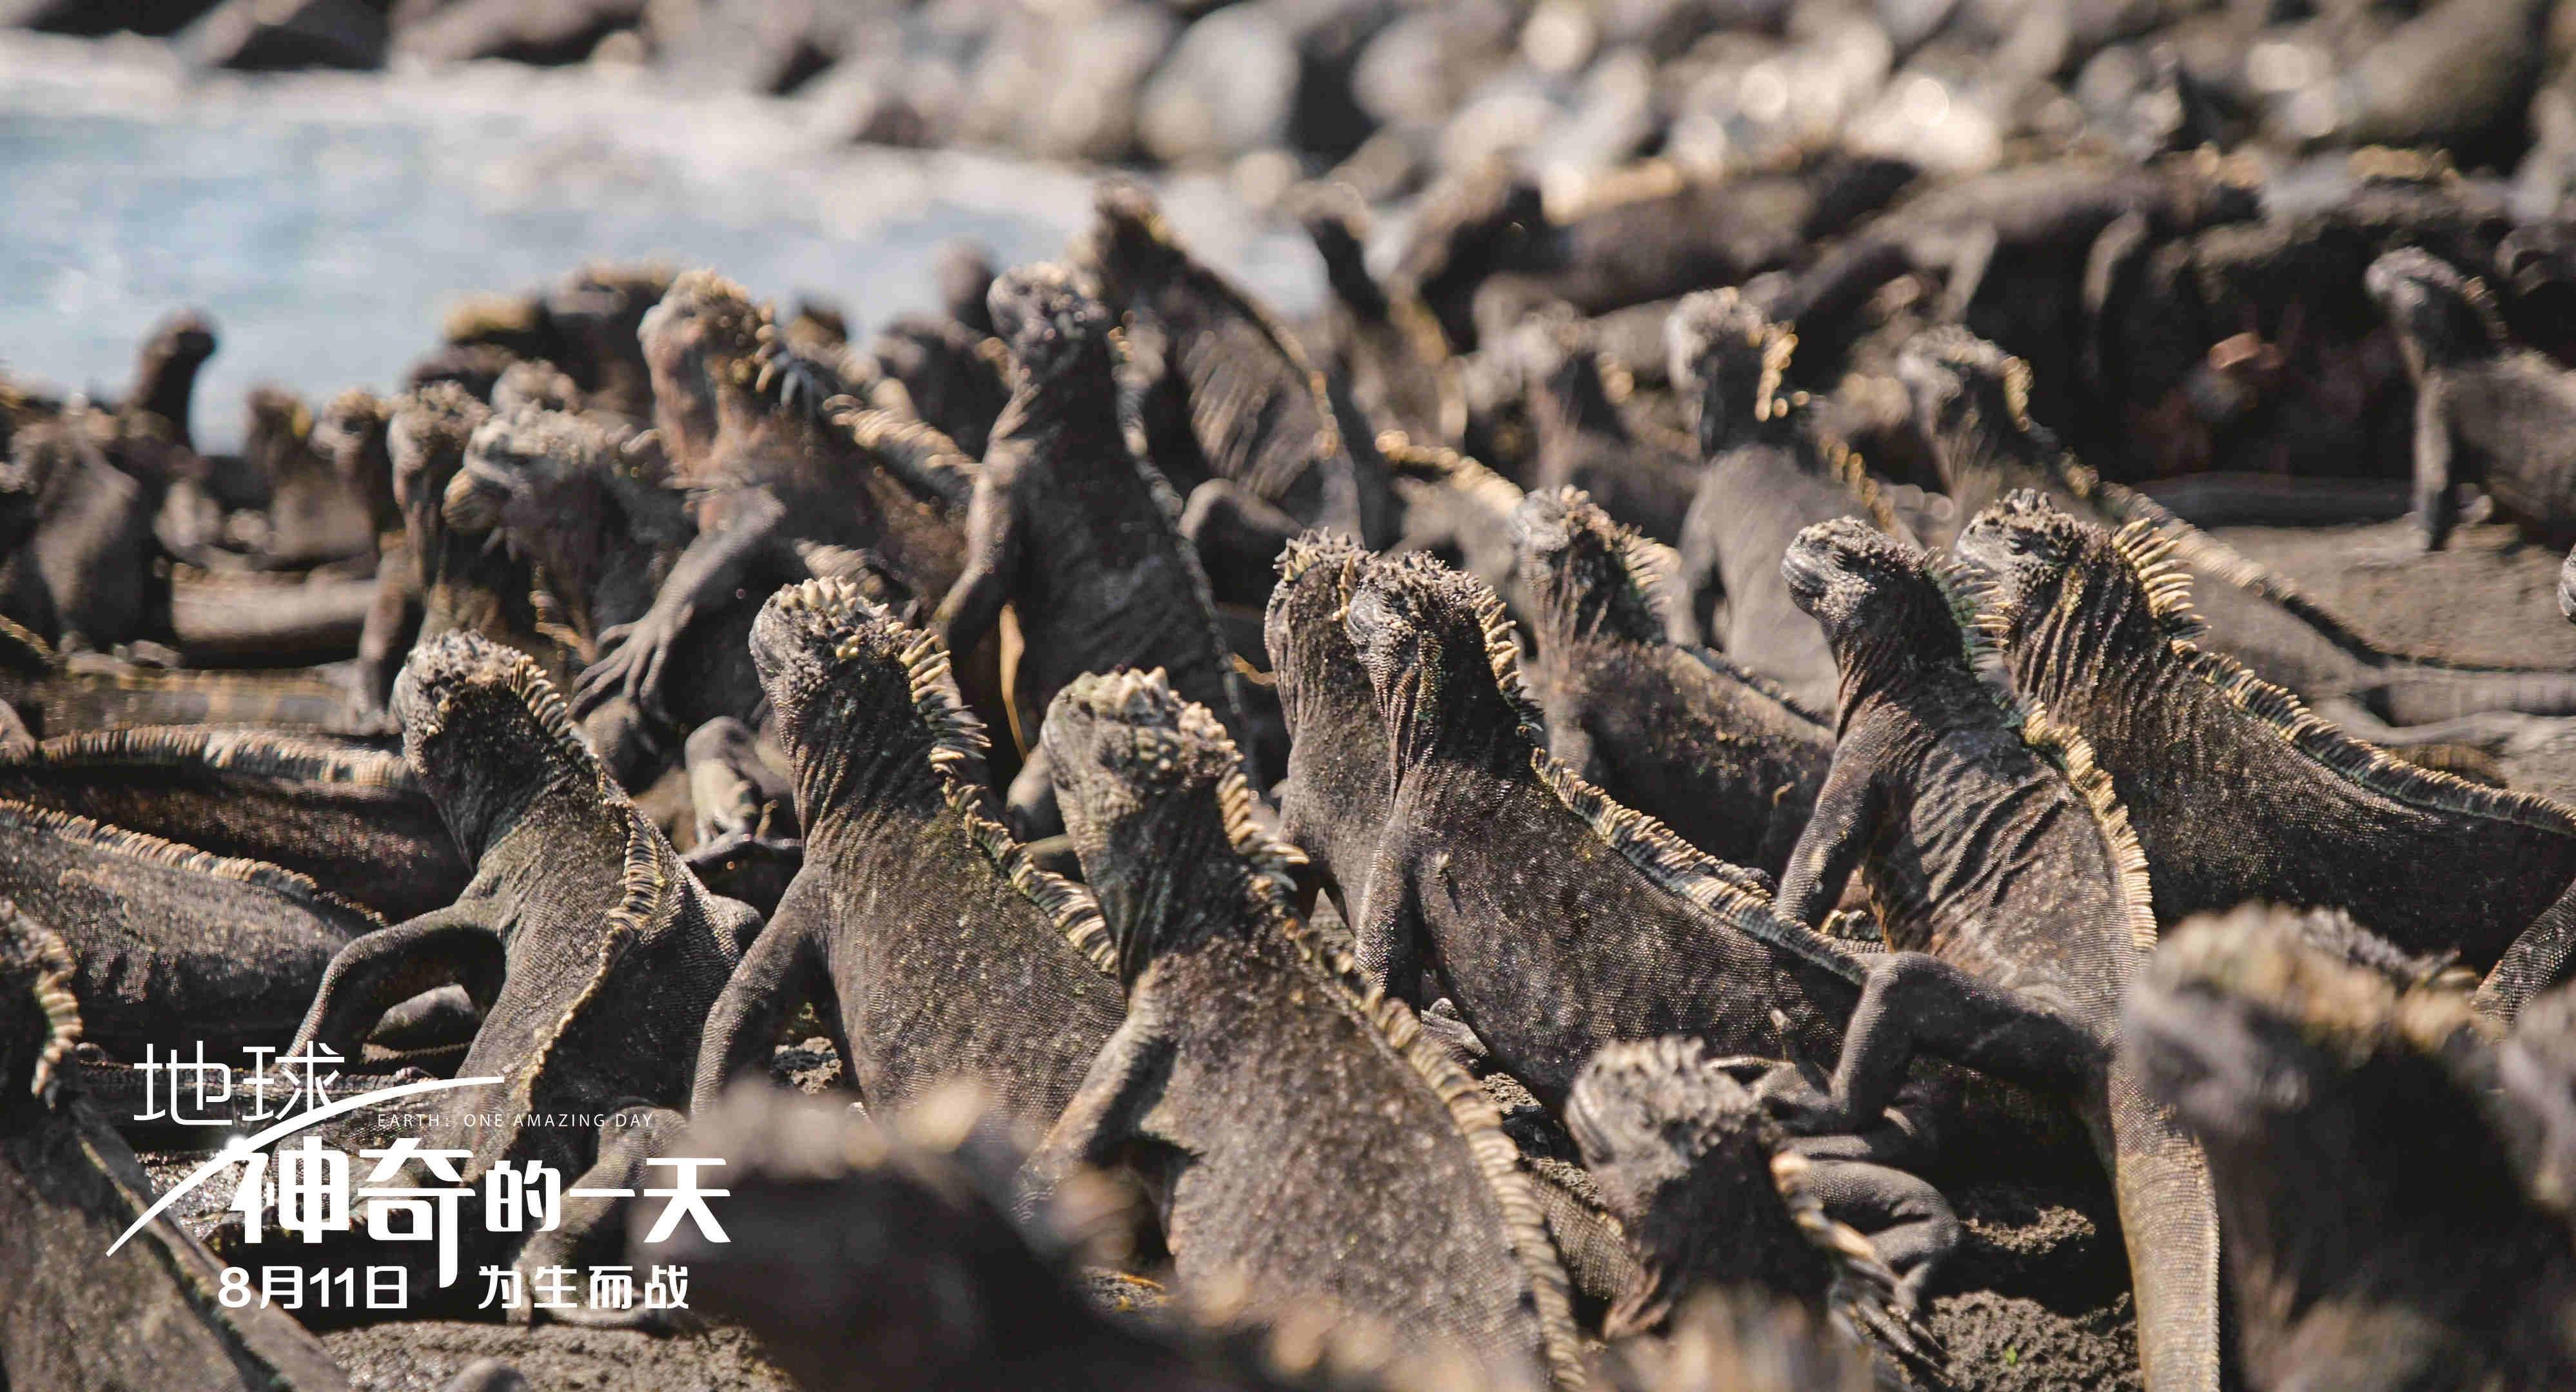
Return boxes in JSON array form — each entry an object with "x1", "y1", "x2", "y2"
[
  {"x1": 932, "y1": 265, "x2": 1256, "y2": 840},
  {"x1": 1512, "y1": 313, "x2": 1699, "y2": 545},
  {"x1": 0, "y1": 793, "x2": 382, "y2": 1059},
  {"x1": 1077, "y1": 179, "x2": 1398, "y2": 584},
  {"x1": 1903, "y1": 329, "x2": 2576, "y2": 736},
  {"x1": 657, "y1": 1081, "x2": 1507, "y2": 1392},
  {"x1": 677, "y1": 715, "x2": 801, "y2": 917},
  {"x1": 1665, "y1": 289, "x2": 1908, "y2": 711},
  {"x1": 1960, "y1": 490, "x2": 2576, "y2": 1016},
  {"x1": 1770, "y1": 517, "x2": 2221, "y2": 1392},
  {"x1": 574, "y1": 269, "x2": 974, "y2": 728},
  {"x1": 690, "y1": 580, "x2": 1124, "y2": 1130},
  {"x1": 1023, "y1": 668, "x2": 1586, "y2": 1390},
  {"x1": 0, "y1": 726, "x2": 469, "y2": 922},
  {"x1": 539, "y1": 261, "x2": 675, "y2": 425},
  {"x1": 1512, "y1": 487, "x2": 1830, "y2": 878},
  {"x1": 2368, "y1": 247, "x2": 2576, "y2": 551},
  {"x1": 1566, "y1": 1037, "x2": 1949, "y2": 1383},
  {"x1": 0, "y1": 902, "x2": 353, "y2": 1390},
  {"x1": 1335, "y1": 551, "x2": 1867, "y2": 1113},
  {"x1": 240, "y1": 632, "x2": 754, "y2": 1324},
  {"x1": 1380, "y1": 434, "x2": 1532, "y2": 622},
  {"x1": 2130, "y1": 907, "x2": 2576, "y2": 1391}
]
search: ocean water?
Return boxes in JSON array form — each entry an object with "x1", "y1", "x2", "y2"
[{"x1": 0, "y1": 33, "x2": 1320, "y2": 451}]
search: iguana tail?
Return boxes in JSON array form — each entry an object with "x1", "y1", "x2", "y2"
[
  {"x1": 2106, "y1": 1057, "x2": 2225, "y2": 1392},
  {"x1": 2363, "y1": 668, "x2": 2576, "y2": 726}
]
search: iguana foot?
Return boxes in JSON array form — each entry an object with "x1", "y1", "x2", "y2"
[{"x1": 572, "y1": 602, "x2": 693, "y2": 721}]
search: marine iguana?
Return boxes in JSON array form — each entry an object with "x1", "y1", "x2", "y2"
[
  {"x1": 1291, "y1": 181, "x2": 1453, "y2": 443},
  {"x1": 538, "y1": 262, "x2": 675, "y2": 425},
  {"x1": 1510, "y1": 312, "x2": 1699, "y2": 545},
  {"x1": 1904, "y1": 327, "x2": 2576, "y2": 733},
  {"x1": 690, "y1": 579, "x2": 1123, "y2": 1130},
  {"x1": 932, "y1": 264, "x2": 1255, "y2": 838},
  {"x1": 1766, "y1": 516, "x2": 2221, "y2": 1392},
  {"x1": 385, "y1": 382, "x2": 546, "y2": 669},
  {"x1": 239, "y1": 631, "x2": 754, "y2": 1322},
  {"x1": 0, "y1": 617, "x2": 355, "y2": 740},
  {"x1": 3, "y1": 418, "x2": 166, "y2": 652},
  {"x1": 1959, "y1": 490, "x2": 2576, "y2": 1005},
  {"x1": 2367, "y1": 247, "x2": 2576, "y2": 551},
  {"x1": 1510, "y1": 487, "x2": 1830, "y2": 877},
  {"x1": 2130, "y1": 907, "x2": 2576, "y2": 1390},
  {"x1": 658, "y1": 1080, "x2": 1512, "y2": 1392},
  {"x1": 0, "y1": 725, "x2": 469, "y2": 922},
  {"x1": 1020, "y1": 667, "x2": 1587, "y2": 1389},
  {"x1": 572, "y1": 270, "x2": 974, "y2": 730},
  {"x1": 1332, "y1": 551, "x2": 1868, "y2": 1110},
  {"x1": 1076, "y1": 179, "x2": 1397, "y2": 574},
  {"x1": 0, "y1": 902, "x2": 353, "y2": 1390},
  {"x1": 120, "y1": 307, "x2": 218, "y2": 453},
  {"x1": 1664, "y1": 289, "x2": 1906, "y2": 710},
  {"x1": 0, "y1": 795, "x2": 384, "y2": 1059},
  {"x1": 1566, "y1": 1036, "x2": 1949, "y2": 1378}
]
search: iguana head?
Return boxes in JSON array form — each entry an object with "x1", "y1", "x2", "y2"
[
  {"x1": 1042, "y1": 668, "x2": 1296, "y2": 983},
  {"x1": 1392, "y1": 158, "x2": 1549, "y2": 350},
  {"x1": 1666, "y1": 287, "x2": 1798, "y2": 458},
  {"x1": 544, "y1": 261, "x2": 672, "y2": 411},
  {"x1": 1568, "y1": 1037, "x2": 1826, "y2": 1337},
  {"x1": 1780, "y1": 517, "x2": 1975, "y2": 693},
  {"x1": 2366, "y1": 248, "x2": 2504, "y2": 371},
  {"x1": 311, "y1": 387, "x2": 400, "y2": 533},
  {"x1": 661, "y1": 1080, "x2": 1115, "y2": 1392},
  {"x1": 448, "y1": 407, "x2": 629, "y2": 570},
  {"x1": 490, "y1": 360, "x2": 583, "y2": 416},
  {"x1": 987, "y1": 263, "x2": 1116, "y2": 389},
  {"x1": 1287, "y1": 180, "x2": 1388, "y2": 322},
  {"x1": 1343, "y1": 553, "x2": 1546, "y2": 769},
  {"x1": 137, "y1": 307, "x2": 217, "y2": 375},
  {"x1": 1073, "y1": 179, "x2": 1187, "y2": 306},
  {"x1": 1511, "y1": 486, "x2": 1669, "y2": 650},
  {"x1": 390, "y1": 632, "x2": 601, "y2": 856},
  {"x1": 2129, "y1": 905, "x2": 2492, "y2": 1159},
  {"x1": 389, "y1": 382, "x2": 491, "y2": 525},
  {"x1": 0, "y1": 900, "x2": 81, "y2": 1112},
  {"x1": 1895, "y1": 327, "x2": 2040, "y2": 468},
  {"x1": 640, "y1": 269, "x2": 770, "y2": 469},
  {"x1": 751, "y1": 578, "x2": 977, "y2": 816},
  {"x1": 1954, "y1": 489, "x2": 2197, "y2": 658}
]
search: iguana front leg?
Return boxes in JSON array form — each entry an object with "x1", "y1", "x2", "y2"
[
  {"x1": 286, "y1": 903, "x2": 507, "y2": 1063},
  {"x1": 1764, "y1": 952, "x2": 2099, "y2": 1137},
  {"x1": 2412, "y1": 378, "x2": 2461, "y2": 551},
  {"x1": 574, "y1": 487, "x2": 790, "y2": 720},
  {"x1": 1019, "y1": 1013, "x2": 1174, "y2": 1212},
  {"x1": 1800, "y1": 1157, "x2": 1962, "y2": 1313},
  {"x1": 689, "y1": 884, "x2": 825, "y2": 1114},
  {"x1": 516, "y1": 1104, "x2": 698, "y2": 1331},
  {"x1": 930, "y1": 458, "x2": 1025, "y2": 668},
  {"x1": 1774, "y1": 753, "x2": 1885, "y2": 928}
]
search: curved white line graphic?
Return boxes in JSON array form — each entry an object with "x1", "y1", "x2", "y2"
[{"x1": 108, "y1": 1074, "x2": 504, "y2": 1255}]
